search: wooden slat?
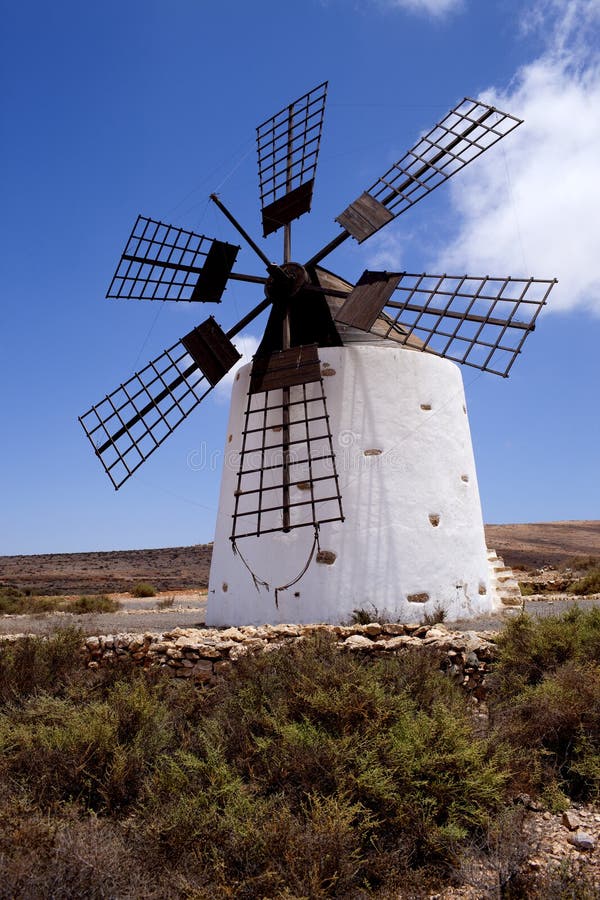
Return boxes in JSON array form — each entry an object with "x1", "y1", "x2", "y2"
[
  {"x1": 261, "y1": 180, "x2": 314, "y2": 237},
  {"x1": 190, "y1": 240, "x2": 239, "y2": 303},
  {"x1": 249, "y1": 344, "x2": 321, "y2": 394},
  {"x1": 335, "y1": 271, "x2": 402, "y2": 331},
  {"x1": 182, "y1": 317, "x2": 241, "y2": 387},
  {"x1": 336, "y1": 192, "x2": 393, "y2": 242}
]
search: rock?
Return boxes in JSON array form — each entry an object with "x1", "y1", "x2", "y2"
[
  {"x1": 381, "y1": 635, "x2": 422, "y2": 650},
  {"x1": 567, "y1": 831, "x2": 595, "y2": 851},
  {"x1": 382, "y1": 623, "x2": 404, "y2": 636},
  {"x1": 562, "y1": 810, "x2": 581, "y2": 831},
  {"x1": 364, "y1": 623, "x2": 382, "y2": 636},
  {"x1": 343, "y1": 634, "x2": 373, "y2": 650}
]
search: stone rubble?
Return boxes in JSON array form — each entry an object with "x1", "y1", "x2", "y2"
[{"x1": 75, "y1": 621, "x2": 499, "y2": 697}]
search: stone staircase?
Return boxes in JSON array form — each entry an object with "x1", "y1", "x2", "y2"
[{"x1": 487, "y1": 548, "x2": 523, "y2": 611}]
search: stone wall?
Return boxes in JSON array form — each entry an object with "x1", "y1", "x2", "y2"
[{"x1": 82, "y1": 622, "x2": 498, "y2": 701}]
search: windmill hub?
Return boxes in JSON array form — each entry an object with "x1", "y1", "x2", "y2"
[{"x1": 265, "y1": 262, "x2": 309, "y2": 300}]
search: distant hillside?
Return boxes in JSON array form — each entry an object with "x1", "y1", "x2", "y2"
[
  {"x1": 484, "y1": 520, "x2": 600, "y2": 569},
  {"x1": 1, "y1": 522, "x2": 599, "y2": 594}
]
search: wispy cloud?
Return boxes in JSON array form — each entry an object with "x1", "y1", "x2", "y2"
[
  {"x1": 376, "y1": 0, "x2": 464, "y2": 17},
  {"x1": 214, "y1": 333, "x2": 260, "y2": 402},
  {"x1": 434, "y1": 0, "x2": 600, "y2": 314}
]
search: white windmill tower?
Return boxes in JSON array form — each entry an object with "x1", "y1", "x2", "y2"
[{"x1": 80, "y1": 82, "x2": 556, "y2": 625}]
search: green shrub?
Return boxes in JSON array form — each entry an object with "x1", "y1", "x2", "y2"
[
  {"x1": 131, "y1": 582, "x2": 156, "y2": 598},
  {"x1": 0, "y1": 587, "x2": 65, "y2": 615},
  {"x1": 0, "y1": 628, "x2": 84, "y2": 703},
  {"x1": 489, "y1": 610, "x2": 600, "y2": 801},
  {"x1": 568, "y1": 567, "x2": 600, "y2": 595},
  {"x1": 69, "y1": 594, "x2": 120, "y2": 614}
]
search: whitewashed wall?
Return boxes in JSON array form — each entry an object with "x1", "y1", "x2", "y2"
[{"x1": 207, "y1": 345, "x2": 494, "y2": 625}]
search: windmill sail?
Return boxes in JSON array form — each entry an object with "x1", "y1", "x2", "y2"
[
  {"x1": 257, "y1": 81, "x2": 328, "y2": 237},
  {"x1": 231, "y1": 348, "x2": 344, "y2": 540},
  {"x1": 335, "y1": 271, "x2": 557, "y2": 377},
  {"x1": 336, "y1": 98, "x2": 523, "y2": 243},
  {"x1": 79, "y1": 318, "x2": 241, "y2": 489},
  {"x1": 107, "y1": 216, "x2": 239, "y2": 303}
]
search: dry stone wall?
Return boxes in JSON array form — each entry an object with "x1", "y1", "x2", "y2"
[{"x1": 80, "y1": 622, "x2": 498, "y2": 700}]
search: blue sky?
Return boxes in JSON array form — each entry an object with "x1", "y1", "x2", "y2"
[{"x1": 1, "y1": 0, "x2": 599, "y2": 554}]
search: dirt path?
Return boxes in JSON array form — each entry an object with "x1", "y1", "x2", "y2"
[
  {"x1": 2, "y1": 591, "x2": 600, "y2": 638},
  {"x1": 0, "y1": 590, "x2": 207, "y2": 636}
]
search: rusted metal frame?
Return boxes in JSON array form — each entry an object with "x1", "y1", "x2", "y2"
[
  {"x1": 238, "y1": 430, "x2": 335, "y2": 454},
  {"x1": 320, "y1": 378, "x2": 344, "y2": 524},
  {"x1": 243, "y1": 412, "x2": 328, "y2": 438},
  {"x1": 231, "y1": 391, "x2": 255, "y2": 539},
  {"x1": 262, "y1": 140, "x2": 320, "y2": 199},
  {"x1": 241, "y1": 394, "x2": 322, "y2": 416},
  {"x1": 374, "y1": 110, "x2": 495, "y2": 212},
  {"x1": 144, "y1": 220, "x2": 184, "y2": 301},
  {"x1": 279, "y1": 104, "x2": 295, "y2": 531},
  {"x1": 255, "y1": 389, "x2": 270, "y2": 536},
  {"x1": 233, "y1": 515, "x2": 342, "y2": 541},
  {"x1": 257, "y1": 93, "x2": 325, "y2": 147},
  {"x1": 237, "y1": 452, "x2": 336, "y2": 478},
  {"x1": 300, "y1": 381, "x2": 317, "y2": 527},
  {"x1": 155, "y1": 224, "x2": 198, "y2": 301},
  {"x1": 390, "y1": 275, "x2": 548, "y2": 309},
  {"x1": 209, "y1": 193, "x2": 272, "y2": 271},
  {"x1": 375, "y1": 106, "x2": 494, "y2": 206},
  {"x1": 462, "y1": 276, "x2": 515, "y2": 368},
  {"x1": 110, "y1": 217, "x2": 160, "y2": 299},
  {"x1": 436, "y1": 275, "x2": 491, "y2": 359},
  {"x1": 478, "y1": 279, "x2": 530, "y2": 373},
  {"x1": 96, "y1": 356, "x2": 198, "y2": 454},
  {"x1": 383, "y1": 273, "x2": 429, "y2": 339},
  {"x1": 231, "y1": 472, "x2": 334, "y2": 499},
  {"x1": 387, "y1": 296, "x2": 540, "y2": 326},
  {"x1": 235, "y1": 494, "x2": 342, "y2": 518},
  {"x1": 258, "y1": 127, "x2": 320, "y2": 180},
  {"x1": 413, "y1": 340, "x2": 521, "y2": 378},
  {"x1": 418, "y1": 275, "x2": 469, "y2": 352},
  {"x1": 116, "y1": 379, "x2": 161, "y2": 456},
  {"x1": 502, "y1": 279, "x2": 555, "y2": 378}
]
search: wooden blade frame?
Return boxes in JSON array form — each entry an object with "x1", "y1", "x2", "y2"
[
  {"x1": 257, "y1": 81, "x2": 327, "y2": 237},
  {"x1": 337, "y1": 271, "x2": 557, "y2": 377},
  {"x1": 336, "y1": 98, "x2": 523, "y2": 244},
  {"x1": 107, "y1": 215, "x2": 239, "y2": 302},
  {"x1": 231, "y1": 354, "x2": 344, "y2": 540}
]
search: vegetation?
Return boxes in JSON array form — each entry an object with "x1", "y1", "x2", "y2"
[
  {"x1": 69, "y1": 594, "x2": 120, "y2": 614},
  {"x1": 156, "y1": 595, "x2": 175, "y2": 609},
  {"x1": 568, "y1": 566, "x2": 600, "y2": 595},
  {"x1": 0, "y1": 612, "x2": 598, "y2": 896},
  {"x1": 0, "y1": 585, "x2": 120, "y2": 616},
  {"x1": 131, "y1": 581, "x2": 157, "y2": 598},
  {"x1": 489, "y1": 608, "x2": 600, "y2": 802}
]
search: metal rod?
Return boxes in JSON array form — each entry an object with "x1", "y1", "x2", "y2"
[
  {"x1": 210, "y1": 193, "x2": 273, "y2": 270},
  {"x1": 307, "y1": 108, "x2": 497, "y2": 270},
  {"x1": 280, "y1": 104, "x2": 295, "y2": 532},
  {"x1": 96, "y1": 297, "x2": 272, "y2": 455},
  {"x1": 306, "y1": 230, "x2": 350, "y2": 268},
  {"x1": 229, "y1": 272, "x2": 268, "y2": 285}
]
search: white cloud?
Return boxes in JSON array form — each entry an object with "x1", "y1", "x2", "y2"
[
  {"x1": 377, "y1": 0, "x2": 463, "y2": 16},
  {"x1": 214, "y1": 333, "x2": 260, "y2": 402},
  {"x1": 434, "y1": 0, "x2": 600, "y2": 314}
]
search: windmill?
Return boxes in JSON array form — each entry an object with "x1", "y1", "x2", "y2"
[{"x1": 79, "y1": 82, "x2": 556, "y2": 625}]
